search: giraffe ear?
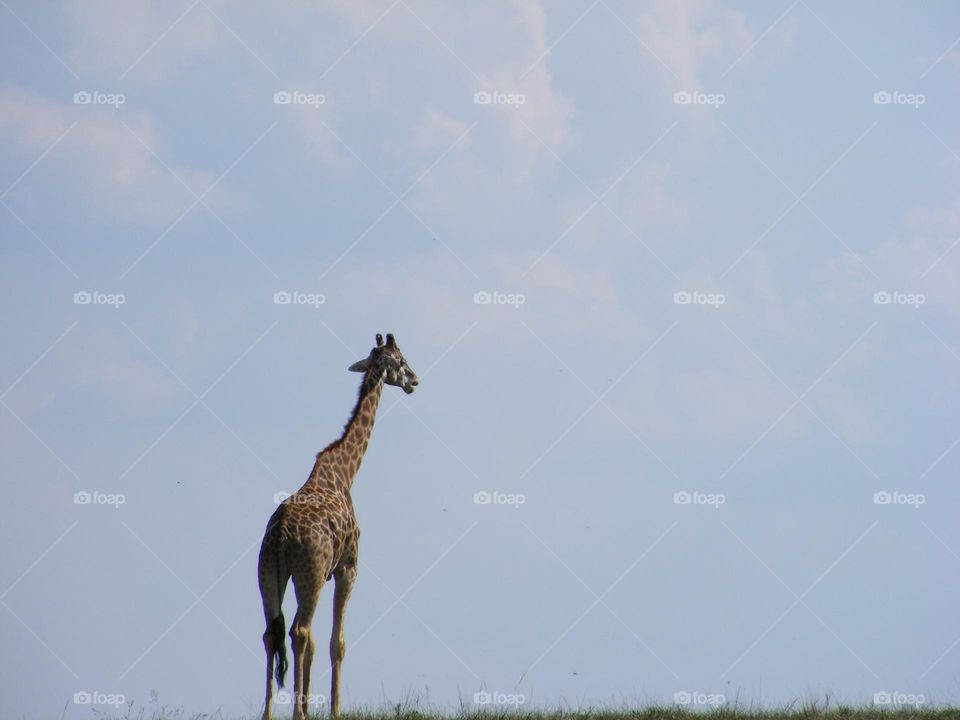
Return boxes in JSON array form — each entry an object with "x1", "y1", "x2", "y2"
[{"x1": 348, "y1": 358, "x2": 369, "y2": 372}]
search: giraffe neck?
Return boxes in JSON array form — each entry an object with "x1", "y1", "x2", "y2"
[{"x1": 311, "y1": 367, "x2": 385, "y2": 490}]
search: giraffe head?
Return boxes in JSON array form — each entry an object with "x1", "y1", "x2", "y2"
[{"x1": 348, "y1": 333, "x2": 419, "y2": 394}]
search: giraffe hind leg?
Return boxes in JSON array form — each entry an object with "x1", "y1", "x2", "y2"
[
  {"x1": 262, "y1": 623, "x2": 282, "y2": 720},
  {"x1": 303, "y1": 633, "x2": 317, "y2": 717},
  {"x1": 330, "y1": 565, "x2": 357, "y2": 718},
  {"x1": 291, "y1": 574, "x2": 323, "y2": 720},
  {"x1": 259, "y1": 550, "x2": 289, "y2": 720}
]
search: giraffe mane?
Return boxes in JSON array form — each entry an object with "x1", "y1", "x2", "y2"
[{"x1": 314, "y1": 363, "x2": 383, "y2": 462}]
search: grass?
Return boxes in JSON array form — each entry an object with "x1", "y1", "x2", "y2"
[
  {"x1": 85, "y1": 700, "x2": 960, "y2": 720},
  {"x1": 85, "y1": 710, "x2": 960, "y2": 720}
]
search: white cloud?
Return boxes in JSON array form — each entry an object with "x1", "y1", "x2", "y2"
[
  {"x1": 66, "y1": 0, "x2": 228, "y2": 81},
  {"x1": 517, "y1": 254, "x2": 643, "y2": 341},
  {"x1": 0, "y1": 325, "x2": 184, "y2": 425},
  {"x1": 523, "y1": 254, "x2": 616, "y2": 302},
  {"x1": 318, "y1": 0, "x2": 575, "y2": 175},
  {"x1": 59, "y1": 0, "x2": 576, "y2": 177},
  {"x1": 274, "y1": 102, "x2": 353, "y2": 174},
  {"x1": 635, "y1": 0, "x2": 756, "y2": 90},
  {"x1": 322, "y1": 0, "x2": 398, "y2": 33},
  {"x1": 68, "y1": 329, "x2": 185, "y2": 417},
  {"x1": 810, "y1": 192, "x2": 960, "y2": 320},
  {"x1": 0, "y1": 86, "x2": 218, "y2": 222},
  {"x1": 645, "y1": 361, "x2": 798, "y2": 444},
  {"x1": 81, "y1": 357, "x2": 184, "y2": 417},
  {"x1": 587, "y1": 158, "x2": 691, "y2": 244},
  {"x1": 413, "y1": 107, "x2": 474, "y2": 154},
  {"x1": 463, "y1": 0, "x2": 575, "y2": 176},
  {"x1": 915, "y1": 49, "x2": 960, "y2": 75}
]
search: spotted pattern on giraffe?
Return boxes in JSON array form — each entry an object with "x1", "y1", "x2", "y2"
[{"x1": 257, "y1": 333, "x2": 419, "y2": 720}]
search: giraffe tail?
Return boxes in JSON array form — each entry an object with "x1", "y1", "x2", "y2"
[
  {"x1": 261, "y1": 516, "x2": 288, "y2": 686},
  {"x1": 268, "y1": 611, "x2": 288, "y2": 687}
]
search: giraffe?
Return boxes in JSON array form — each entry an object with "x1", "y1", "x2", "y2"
[{"x1": 257, "y1": 333, "x2": 419, "y2": 720}]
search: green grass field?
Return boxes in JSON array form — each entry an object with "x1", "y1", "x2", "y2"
[{"x1": 88, "y1": 704, "x2": 960, "y2": 720}]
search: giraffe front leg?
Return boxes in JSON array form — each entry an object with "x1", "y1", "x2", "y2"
[
  {"x1": 330, "y1": 633, "x2": 342, "y2": 718},
  {"x1": 330, "y1": 566, "x2": 356, "y2": 718},
  {"x1": 302, "y1": 633, "x2": 316, "y2": 719}
]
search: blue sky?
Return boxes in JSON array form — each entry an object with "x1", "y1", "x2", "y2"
[{"x1": 1, "y1": 1, "x2": 960, "y2": 717}]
